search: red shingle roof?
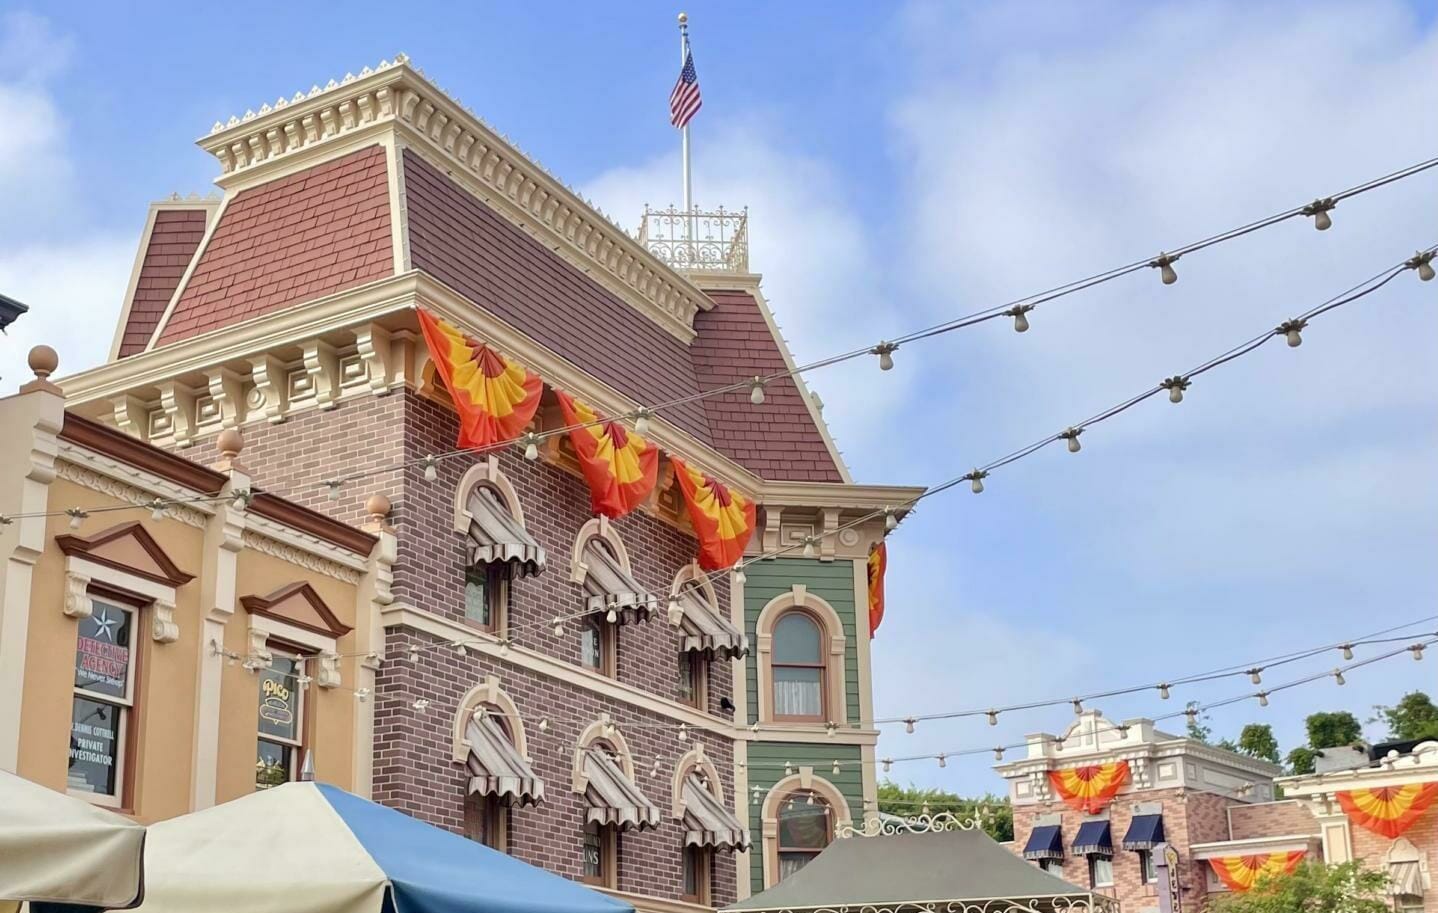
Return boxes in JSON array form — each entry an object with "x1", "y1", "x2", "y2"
[
  {"x1": 154, "y1": 145, "x2": 392, "y2": 346},
  {"x1": 692, "y1": 290, "x2": 844, "y2": 482},
  {"x1": 117, "y1": 208, "x2": 209, "y2": 357}
]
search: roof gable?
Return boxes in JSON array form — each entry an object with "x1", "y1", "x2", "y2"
[
  {"x1": 240, "y1": 581, "x2": 353, "y2": 638},
  {"x1": 56, "y1": 522, "x2": 196, "y2": 587}
]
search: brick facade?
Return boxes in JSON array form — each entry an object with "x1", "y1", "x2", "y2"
[{"x1": 1226, "y1": 800, "x2": 1318, "y2": 840}]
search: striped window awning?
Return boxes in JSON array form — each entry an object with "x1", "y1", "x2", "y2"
[
  {"x1": 581, "y1": 540, "x2": 656, "y2": 624},
  {"x1": 582, "y1": 749, "x2": 662, "y2": 832},
  {"x1": 466, "y1": 487, "x2": 545, "y2": 577},
  {"x1": 1389, "y1": 861, "x2": 1423, "y2": 898},
  {"x1": 674, "y1": 585, "x2": 748, "y2": 660},
  {"x1": 1072, "y1": 820, "x2": 1113, "y2": 857},
  {"x1": 681, "y1": 773, "x2": 750, "y2": 851},
  {"x1": 464, "y1": 715, "x2": 544, "y2": 807},
  {"x1": 1122, "y1": 814, "x2": 1165, "y2": 850},
  {"x1": 1022, "y1": 824, "x2": 1064, "y2": 861}
]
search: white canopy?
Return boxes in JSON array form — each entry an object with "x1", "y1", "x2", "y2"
[{"x1": 0, "y1": 769, "x2": 145, "y2": 911}]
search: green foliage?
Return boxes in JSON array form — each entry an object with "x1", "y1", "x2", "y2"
[
  {"x1": 1372, "y1": 691, "x2": 1438, "y2": 742},
  {"x1": 1286, "y1": 745, "x2": 1318, "y2": 775},
  {"x1": 1304, "y1": 711, "x2": 1362, "y2": 749},
  {"x1": 1207, "y1": 861, "x2": 1390, "y2": 913},
  {"x1": 1236, "y1": 723, "x2": 1281, "y2": 764},
  {"x1": 875, "y1": 780, "x2": 1013, "y2": 842},
  {"x1": 1186, "y1": 703, "x2": 1213, "y2": 744}
]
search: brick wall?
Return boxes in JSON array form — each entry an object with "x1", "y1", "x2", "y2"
[
  {"x1": 1227, "y1": 800, "x2": 1318, "y2": 839},
  {"x1": 1348, "y1": 803, "x2": 1438, "y2": 913}
]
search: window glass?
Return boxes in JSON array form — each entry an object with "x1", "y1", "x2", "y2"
[
  {"x1": 1038, "y1": 858, "x2": 1060, "y2": 873},
  {"x1": 256, "y1": 652, "x2": 304, "y2": 789},
  {"x1": 68, "y1": 696, "x2": 123, "y2": 796},
  {"x1": 1139, "y1": 849, "x2": 1156, "y2": 883},
  {"x1": 1089, "y1": 855, "x2": 1113, "y2": 888},
  {"x1": 581, "y1": 618, "x2": 603, "y2": 670},
  {"x1": 772, "y1": 613, "x2": 821, "y2": 663},
  {"x1": 464, "y1": 568, "x2": 491, "y2": 628},
  {"x1": 583, "y1": 821, "x2": 604, "y2": 880},
  {"x1": 69, "y1": 600, "x2": 135, "y2": 802},
  {"x1": 777, "y1": 795, "x2": 830, "y2": 848},
  {"x1": 74, "y1": 601, "x2": 133, "y2": 698},
  {"x1": 773, "y1": 666, "x2": 823, "y2": 718}
]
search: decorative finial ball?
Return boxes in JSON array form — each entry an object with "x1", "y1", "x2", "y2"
[
  {"x1": 678, "y1": 11, "x2": 688, "y2": 24},
  {"x1": 365, "y1": 493, "x2": 392, "y2": 520},
  {"x1": 28, "y1": 345, "x2": 58, "y2": 379},
  {"x1": 216, "y1": 427, "x2": 244, "y2": 460}
]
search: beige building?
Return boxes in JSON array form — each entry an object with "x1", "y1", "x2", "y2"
[{"x1": 0, "y1": 348, "x2": 395, "y2": 822}]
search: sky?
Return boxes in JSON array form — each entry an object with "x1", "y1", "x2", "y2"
[{"x1": 1, "y1": 1, "x2": 1435, "y2": 795}]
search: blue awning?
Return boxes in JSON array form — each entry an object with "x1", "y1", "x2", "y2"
[
  {"x1": 1022, "y1": 824, "x2": 1064, "y2": 860},
  {"x1": 1122, "y1": 814, "x2": 1165, "y2": 850},
  {"x1": 1072, "y1": 820, "x2": 1112, "y2": 857}
]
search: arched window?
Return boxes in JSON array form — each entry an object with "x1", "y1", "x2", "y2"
[
  {"x1": 772, "y1": 612, "x2": 825, "y2": 722},
  {"x1": 776, "y1": 790, "x2": 831, "y2": 880},
  {"x1": 569, "y1": 518, "x2": 657, "y2": 677},
  {"x1": 454, "y1": 457, "x2": 545, "y2": 634},
  {"x1": 452, "y1": 677, "x2": 544, "y2": 852}
]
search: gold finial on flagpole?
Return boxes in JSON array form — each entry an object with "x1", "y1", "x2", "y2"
[{"x1": 678, "y1": 11, "x2": 688, "y2": 29}]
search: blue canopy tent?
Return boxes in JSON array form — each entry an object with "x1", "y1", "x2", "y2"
[{"x1": 130, "y1": 782, "x2": 634, "y2": 913}]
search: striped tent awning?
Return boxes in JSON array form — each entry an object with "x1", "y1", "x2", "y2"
[
  {"x1": 582, "y1": 750, "x2": 662, "y2": 832},
  {"x1": 1388, "y1": 861, "x2": 1423, "y2": 898},
  {"x1": 467, "y1": 488, "x2": 545, "y2": 578},
  {"x1": 674, "y1": 585, "x2": 748, "y2": 660},
  {"x1": 1072, "y1": 820, "x2": 1113, "y2": 857},
  {"x1": 681, "y1": 773, "x2": 750, "y2": 851},
  {"x1": 465, "y1": 715, "x2": 544, "y2": 807},
  {"x1": 1022, "y1": 824, "x2": 1064, "y2": 861},
  {"x1": 581, "y1": 540, "x2": 656, "y2": 624}
]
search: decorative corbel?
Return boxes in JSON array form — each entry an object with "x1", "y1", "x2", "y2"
[
  {"x1": 157, "y1": 381, "x2": 197, "y2": 447},
  {"x1": 354, "y1": 324, "x2": 394, "y2": 395},
  {"x1": 302, "y1": 340, "x2": 341, "y2": 411},
  {"x1": 205, "y1": 366, "x2": 246, "y2": 429},
  {"x1": 151, "y1": 595, "x2": 179, "y2": 643},
  {"x1": 317, "y1": 651, "x2": 342, "y2": 688},
  {"x1": 64, "y1": 570, "x2": 93, "y2": 619},
  {"x1": 111, "y1": 394, "x2": 149, "y2": 439},
  {"x1": 245, "y1": 628, "x2": 273, "y2": 671},
  {"x1": 762, "y1": 506, "x2": 783, "y2": 555},
  {"x1": 249, "y1": 354, "x2": 290, "y2": 424},
  {"x1": 820, "y1": 508, "x2": 839, "y2": 561}
]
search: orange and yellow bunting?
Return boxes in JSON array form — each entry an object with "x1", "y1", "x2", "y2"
[
  {"x1": 668, "y1": 456, "x2": 756, "y2": 571},
  {"x1": 867, "y1": 542, "x2": 887, "y2": 637},
  {"x1": 1336, "y1": 782, "x2": 1438, "y2": 839},
  {"x1": 554, "y1": 391, "x2": 658, "y2": 519},
  {"x1": 1208, "y1": 852, "x2": 1305, "y2": 892},
  {"x1": 418, "y1": 309, "x2": 543, "y2": 451},
  {"x1": 1047, "y1": 761, "x2": 1130, "y2": 813}
]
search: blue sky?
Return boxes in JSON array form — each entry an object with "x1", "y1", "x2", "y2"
[{"x1": 2, "y1": 1, "x2": 1435, "y2": 795}]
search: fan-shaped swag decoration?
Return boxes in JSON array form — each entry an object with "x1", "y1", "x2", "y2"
[
  {"x1": 1207, "y1": 851, "x2": 1306, "y2": 892},
  {"x1": 418, "y1": 309, "x2": 543, "y2": 450},
  {"x1": 1336, "y1": 782, "x2": 1438, "y2": 839},
  {"x1": 1047, "y1": 761, "x2": 1130, "y2": 813},
  {"x1": 867, "y1": 541, "x2": 887, "y2": 637},
  {"x1": 668, "y1": 456, "x2": 756, "y2": 571},
  {"x1": 554, "y1": 391, "x2": 658, "y2": 519}
]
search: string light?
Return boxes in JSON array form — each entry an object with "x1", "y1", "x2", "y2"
[
  {"x1": 1248, "y1": 668, "x2": 1263, "y2": 684},
  {"x1": 1276, "y1": 319, "x2": 1308, "y2": 348},
  {"x1": 520, "y1": 433, "x2": 541, "y2": 461},
  {"x1": 324, "y1": 480, "x2": 343, "y2": 501},
  {"x1": 964, "y1": 469, "x2": 987, "y2": 494},
  {"x1": 423, "y1": 455, "x2": 439, "y2": 482},
  {"x1": 1161, "y1": 375, "x2": 1191, "y2": 404},
  {"x1": 666, "y1": 594, "x2": 683, "y2": 627},
  {"x1": 831, "y1": 759, "x2": 841, "y2": 775},
  {"x1": 65, "y1": 507, "x2": 87, "y2": 529},
  {"x1": 538, "y1": 718, "x2": 549, "y2": 732},
  {"x1": 1059, "y1": 428, "x2": 1082, "y2": 454},
  {"x1": 1004, "y1": 304, "x2": 1034, "y2": 333},
  {"x1": 1411, "y1": 643, "x2": 1425, "y2": 661},
  {"x1": 937, "y1": 754, "x2": 947, "y2": 769},
  {"x1": 453, "y1": 641, "x2": 468, "y2": 657},
  {"x1": 884, "y1": 508, "x2": 898, "y2": 531},
  {"x1": 748, "y1": 378, "x2": 766, "y2": 406},
  {"x1": 784, "y1": 761, "x2": 793, "y2": 776},
  {"x1": 1158, "y1": 683, "x2": 1170, "y2": 700},
  {"x1": 802, "y1": 537, "x2": 817, "y2": 559},
  {"x1": 994, "y1": 747, "x2": 1004, "y2": 761},
  {"x1": 148, "y1": 499, "x2": 167, "y2": 521},
  {"x1": 882, "y1": 758, "x2": 893, "y2": 772},
  {"x1": 678, "y1": 723, "x2": 689, "y2": 743},
  {"x1": 633, "y1": 408, "x2": 653, "y2": 436},
  {"x1": 1151, "y1": 252, "x2": 1179, "y2": 285},
  {"x1": 605, "y1": 607, "x2": 618, "y2": 624},
  {"x1": 1332, "y1": 669, "x2": 1345, "y2": 686},
  {"x1": 1071, "y1": 698, "x2": 1084, "y2": 716},
  {"x1": 986, "y1": 710, "x2": 998, "y2": 726},
  {"x1": 231, "y1": 489, "x2": 253, "y2": 511},
  {"x1": 904, "y1": 718, "x2": 917, "y2": 734},
  {"x1": 1408, "y1": 250, "x2": 1436, "y2": 281},
  {"x1": 871, "y1": 341, "x2": 898, "y2": 371},
  {"x1": 355, "y1": 688, "x2": 370, "y2": 703},
  {"x1": 1340, "y1": 644, "x2": 1354, "y2": 660},
  {"x1": 413, "y1": 698, "x2": 431, "y2": 711},
  {"x1": 1302, "y1": 198, "x2": 1336, "y2": 231},
  {"x1": 733, "y1": 564, "x2": 746, "y2": 585},
  {"x1": 1256, "y1": 692, "x2": 1269, "y2": 707},
  {"x1": 552, "y1": 619, "x2": 565, "y2": 637}
]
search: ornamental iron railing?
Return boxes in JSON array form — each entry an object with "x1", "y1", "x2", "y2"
[{"x1": 637, "y1": 205, "x2": 749, "y2": 272}]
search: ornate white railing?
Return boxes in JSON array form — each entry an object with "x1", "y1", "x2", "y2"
[{"x1": 637, "y1": 205, "x2": 749, "y2": 272}]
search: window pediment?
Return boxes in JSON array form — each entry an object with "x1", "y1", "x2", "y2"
[
  {"x1": 240, "y1": 582, "x2": 353, "y2": 639},
  {"x1": 56, "y1": 522, "x2": 195, "y2": 588}
]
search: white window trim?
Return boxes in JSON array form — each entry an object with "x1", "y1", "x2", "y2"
[
  {"x1": 64, "y1": 555, "x2": 178, "y2": 644},
  {"x1": 246, "y1": 613, "x2": 341, "y2": 688}
]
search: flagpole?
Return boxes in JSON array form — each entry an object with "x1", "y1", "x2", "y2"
[{"x1": 678, "y1": 12, "x2": 694, "y2": 242}]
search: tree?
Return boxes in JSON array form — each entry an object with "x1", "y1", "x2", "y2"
[
  {"x1": 876, "y1": 780, "x2": 1013, "y2": 842},
  {"x1": 1286, "y1": 745, "x2": 1318, "y2": 775},
  {"x1": 1207, "y1": 861, "x2": 1390, "y2": 913},
  {"x1": 1186, "y1": 703, "x2": 1213, "y2": 744},
  {"x1": 1236, "y1": 723, "x2": 1281, "y2": 764},
  {"x1": 1304, "y1": 711, "x2": 1362, "y2": 749},
  {"x1": 1373, "y1": 691, "x2": 1438, "y2": 742}
]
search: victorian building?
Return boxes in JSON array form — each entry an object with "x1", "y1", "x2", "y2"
[{"x1": 43, "y1": 56, "x2": 920, "y2": 912}]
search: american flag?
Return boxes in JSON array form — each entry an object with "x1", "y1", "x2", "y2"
[{"x1": 669, "y1": 49, "x2": 702, "y2": 128}]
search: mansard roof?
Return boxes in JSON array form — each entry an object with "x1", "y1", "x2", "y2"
[{"x1": 112, "y1": 198, "x2": 216, "y2": 359}]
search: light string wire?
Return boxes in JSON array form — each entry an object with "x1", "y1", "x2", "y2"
[{"x1": 310, "y1": 156, "x2": 1438, "y2": 492}]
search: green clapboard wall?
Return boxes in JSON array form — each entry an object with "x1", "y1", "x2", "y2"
[{"x1": 745, "y1": 741, "x2": 865, "y2": 897}]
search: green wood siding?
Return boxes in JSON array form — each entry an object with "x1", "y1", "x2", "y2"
[
  {"x1": 745, "y1": 741, "x2": 864, "y2": 897},
  {"x1": 742, "y1": 558, "x2": 861, "y2": 725}
]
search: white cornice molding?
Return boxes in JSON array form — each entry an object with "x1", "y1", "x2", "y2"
[
  {"x1": 1279, "y1": 742, "x2": 1438, "y2": 795},
  {"x1": 196, "y1": 56, "x2": 712, "y2": 342}
]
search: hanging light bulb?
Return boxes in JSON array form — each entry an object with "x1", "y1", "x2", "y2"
[
  {"x1": 498, "y1": 639, "x2": 510, "y2": 658},
  {"x1": 1117, "y1": 724, "x2": 1131, "y2": 736},
  {"x1": 1150, "y1": 252, "x2": 1179, "y2": 285},
  {"x1": 987, "y1": 710, "x2": 999, "y2": 726},
  {"x1": 423, "y1": 455, "x2": 439, "y2": 482},
  {"x1": 752, "y1": 786, "x2": 762, "y2": 805},
  {"x1": 1072, "y1": 698, "x2": 1084, "y2": 716},
  {"x1": 784, "y1": 761, "x2": 793, "y2": 776},
  {"x1": 937, "y1": 754, "x2": 947, "y2": 769},
  {"x1": 1339, "y1": 643, "x2": 1354, "y2": 661},
  {"x1": 802, "y1": 536, "x2": 817, "y2": 559},
  {"x1": 633, "y1": 407, "x2": 653, "y2": 436},
  {"x1": 355, "y1": 688, "x2": 371, "y2": 703},
  {"x1": 1302, "y1": 198, "x2": 1336, "y2": 231},
  {"x1": 806, "y1": 794, "x2": 816, "y2": 806},
  {"x1": 750, "y1": 722, "x2": 761, "y2": 734},
  {"x1": 325, "y1": 480, "x2": 343, "y2": 501},
  {"x1": 884, "y1": 508, "x2": 898, "y2": 531},
  {"x1": 870, "y1": 341, "x2": 898, "y2": 371},
  {"x1": 1005, "y1": 304, "x2": 1034, "y2": 333},
  {"x1": 832, "y1": 760, "x2": 841, "y2": 775},
  {"x1": 678, "y1": 723, "x2": 689, "y2": 743},
  {"x1": 538, "y1": 718, "x2": 549, "y2": 732},
  {"x1": 1332, "y1": 669, "x2": 1346, "y2": 686},
  {"x1": 1161, "y1": 376, "x2": 1190, "y2": 404},
  {"x1": 651, "y1": 759, "x2": 662, "y2": 777},
  {"x1": 965, "y1": 469, "x2": 988, "y2": 494},
  {"x1": 1256, "y1": 692, "x2": 1269, "y2": 707},
  {"x1": 148, "y1": 499, "x2": 167, "y2": 522},
  {"x1": 1410, "y1": 643, "x2": 1426, "y2": 661},
  {"x1": 1158, "y1": 683, "x2": 1171, "y2": 700},
  {"x1": 1276, "y1": 318, "x2": 1308, "y2": 348},
  {"x1": 521, "y1": 433, "x2": 540, "y2": 461},
  {"x1": 826, "y1": 722, "x2": 837, "y2": 739},
  {"x1": 748, "y1": 378, "x2": 766, "y2": 406},
  {"x1": 65, "y1": 508, "x2": 87, "y2": 530},
  {"x1": 454, "y1": 641, "x2": 469, "y2": 657},
  {"x1": 904, "y1": 717, "x2": 917, "y2": 734},
  {"x1": 994, "y1": 746, "x2": 1005, "y2": 761},
  {"x1": 1247, "y1": 668, "x2": 1263, "y2": 685},
  {"x1": 1185, "y1": 706, "x2": 1199, "y2": 725},
  {"x1": 605, "y1": 607, "x2": 618, "y2": 624},
  {"x1": 667, "y1": 594, "x2": 684, "y2": 627},
  {"x1": 552, "y1": 619, "x2": 565, "y2": 637},
  {"x1": 408, "y1": 644, "x2": 421, "y2": 662},
  {"x1": 232, "y1": 490, "x2": 253, "y2": 511},
  {"x1": 603, "y1": 720, "x2": 617, "y2": 738},
  {"x1": 1053, "y1": 738, "x2": 1064, "y2": 752},
  {"x1": 413, "y1": 698, "x2": 430, "y2": 712},
  {"x1": 1060, "y1": 428, "x2": 1082, "y2": 453},
  {"x1": 882, "y1": 758, "x2": 893, "y2": 773},
  {"x1": 734, "y1": 563, "x2": 747, "y2": 584},
  {"x1": 1408, "y1": 251, "x2": 1436, "y2": 282}
]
